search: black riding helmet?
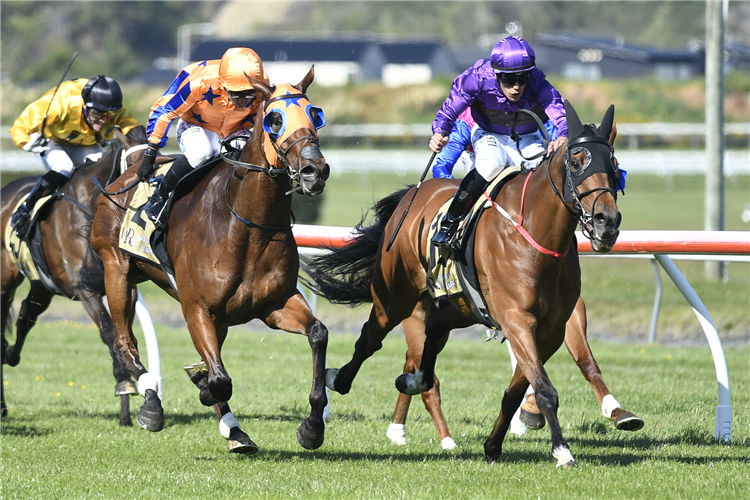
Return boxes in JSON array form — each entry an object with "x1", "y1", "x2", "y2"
[{"x1": 81, "y1": 75, "x2": 123, "y2": 112}]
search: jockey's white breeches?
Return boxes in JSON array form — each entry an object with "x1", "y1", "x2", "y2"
[
  {"x1": 177, "y1": 119, "x2": 252, "y2": 168},
  {"x1": 471, "y1": 127, "x2": 547, "y2": 182},
  {"x1": 35, "y1": 141, "x2": 103, "y2": 178}
]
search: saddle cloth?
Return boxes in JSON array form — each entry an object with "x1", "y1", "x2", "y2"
[
  {"x1": 425, "y1": 167, "x2": 521, "y2": 332},
  {"x1": 4, "y1": 194, "x2": 55, "y2": 281},
  {"x1": 118, "y1": 161, "x2": 174, "y2": 265}
]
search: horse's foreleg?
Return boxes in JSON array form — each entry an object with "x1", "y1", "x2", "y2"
[
  {"x1": 79, "y1": 291, "x2": 135, "y2": 427},
  {"x1": 265, "y1": 292, "x2": 328, "y2": 450},
  {"x1": 504, "y1": 317, "x2": 575, "y2": 468},
  {"x1": 6, "y1": 283, "x2": 53, "y2": 367},
  {"x1": 565, "y1": 298, "x2": 644, "y2": 431},
  {"x1": 214, "y1": 401, "x2": 258, "y2": 454},
  {"x1": 101, "y1": 252, "x2": 163, "y2": 432},
  {"x1": 184, "y1": 308, "x2": 231, "y2": 404}
]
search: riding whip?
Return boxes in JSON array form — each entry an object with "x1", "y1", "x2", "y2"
[
  {"x1": 385, "y1": 132, "x2": 447, "y2": 252},
  {"x1": 29, "y1": 52, "x2": 78, "y2": 152}
]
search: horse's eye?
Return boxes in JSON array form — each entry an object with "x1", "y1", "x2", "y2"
[
  {"x1": 269, "y1": 112, "x2": 283, "y2": 134},
  {"x1": 569, "y1": 147, "x2": 592, "y2": 176}
]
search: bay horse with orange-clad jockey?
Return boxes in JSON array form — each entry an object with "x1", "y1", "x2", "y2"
[
  {"x1": 87, "y1": 67, "x2": 330, "y2": 454},
  {"x1": 1, "y1": 125, "x2": 148, "y2": 424},
  {"x1": 303, "y1": 100, "x2": 624, "y2": 467}
]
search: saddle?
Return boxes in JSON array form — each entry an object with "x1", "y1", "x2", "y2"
[
  {"x1": 118, "y1": 154, "x2": 225, "y2": 294},
  {"x1": 426, "y1": 167, "x2": 522, "y2": 331},
  {"x1": 4, "y1": 194, "x2": 69, "y2": 297}
]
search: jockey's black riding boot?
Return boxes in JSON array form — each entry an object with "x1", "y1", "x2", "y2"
[
  {"x1": 431, "y1": 169, "x2": 487, "y2": 249},
  {"x1": 11, "y1": 170, "x2": 69, "y2": 239},
  {"x1": 144, "y1": 156, "x2": 193, "y2": 228}
]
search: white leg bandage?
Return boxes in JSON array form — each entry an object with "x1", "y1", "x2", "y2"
[
  {"x1": 137, "y1": 373, "x2": 159, "y2": 397},
  {"x1": 601, "y1": 394, "x2": 621, "y2": 418},
  {"x1": 441, "y1": 437, "x2": 457, "y2": 450},
  {"x1": 219, "y1": 412, "x2": 240, "y2": 439},
  {"x1": 386, "y1": 423, "x2": 406, "y2": 445}
]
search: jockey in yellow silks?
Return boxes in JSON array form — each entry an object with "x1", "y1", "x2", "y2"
[
  {"x1": 137, "y1": 47, "x2": 269, "y2": 228},
  {"x1": 9, "y1": 76, "x2": 140, "y2": 238}
]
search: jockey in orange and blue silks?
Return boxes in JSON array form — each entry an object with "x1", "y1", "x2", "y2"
[
  {"x1": 429, "y1": 36, "x2": 568, "y2": 249},
  {"x1": 137, "y1": 47, "x2": 269, "y2": 228},
  {"x1": 9, "y1": 75, "x2": 140, "y2": 238}
]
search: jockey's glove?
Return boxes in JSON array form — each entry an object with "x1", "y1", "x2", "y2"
[{"x1": 137, "y1": 144, "x2": 159, "y2": 181}]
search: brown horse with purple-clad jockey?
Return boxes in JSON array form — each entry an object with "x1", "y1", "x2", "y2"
[
  {"x1": 1, "y1": 125, "x2": 148, "y2": 424},
  {"x1": 87, "y1": 67, "x2": 330, "y2": 454},
  {"x1": 385, "y1": 295, "x2": 643, "y2": 449},
  {"x1": 303, "y1": 100, "x2": 624, "y2": 467}
]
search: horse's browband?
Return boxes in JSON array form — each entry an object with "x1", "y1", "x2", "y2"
[
  {"x1": 567, "y1": 135, "x2": 612, "y2": 150},
  {"x1": 265, "y1": 93, "x2": 307, "y2": 109}
]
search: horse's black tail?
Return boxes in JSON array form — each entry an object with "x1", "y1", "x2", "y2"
[{"x1": 300, "y1": 186, "x2": 412, "y2": 305}]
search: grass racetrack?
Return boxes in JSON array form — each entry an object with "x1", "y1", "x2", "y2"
[
  {"x1": 1, "y1": 169, "x2": 748, "y2": 498},
  {"x1": 1, "y1": 321, "x2": 749, "y2": 499}
]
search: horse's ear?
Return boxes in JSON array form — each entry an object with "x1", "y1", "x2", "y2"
[
  {"x1": 609, "y1": 122, "x2": 618, "y2": 148},
  {"x1": 564, "y1": 100, "x2": 585, "y2": 138},
  {"x1": 598, "y1": 104, "x2": 615, "y2": 141},
  {"x1": 244, "y1": 72, "x2": 273, "y2": 99},
  {"x1": 297, "y1": 65, "x2": 315, "y2": 94}
]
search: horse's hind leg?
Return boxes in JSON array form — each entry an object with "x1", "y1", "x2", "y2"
[
  {"x1": 100, "y1": 254, "x2": 163, "y2": 432},
  {"x1": 390, "y1": 307, "x2": 455, "y2": 449},
  {"x1": 5, "y1": 283, "x2": 54, "y2": 367},
  {"x1": 564, "y1": 297, "x2": 644, "y2": 431},
  {"x1": 330, "y1": 274, "x2": 421, "y2": 396},
  {"x1": 484, "y1": 367, "x2": 531, "y2": 462},
  {"x1": 0, "y1": 261, "x2": 21, "y2": 417},
  {"x1": 79, "y1": 290, "x2": 135, "y2": 427}
]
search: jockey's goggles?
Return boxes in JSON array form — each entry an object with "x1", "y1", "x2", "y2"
[
  {"x1": 496, "y1": 70, "x2": 531, "y2": 87},
  {"x1": 87, "y1": 107, "x2": 115, "y2": 121},
  {"x1": 226, "y1": 89, "x2": 257, "y2": 101}
]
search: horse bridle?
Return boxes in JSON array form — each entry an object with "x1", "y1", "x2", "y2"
[
  {"x1": 547, "y1": 134, "x2": 620, "y2": 239},
  {"x1": 221, "y1": 92, "x2": 321, "y2": 195}
]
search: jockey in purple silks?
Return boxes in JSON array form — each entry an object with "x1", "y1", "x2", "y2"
[{"x1": 429, "y1": 36, "x2": 568, "y2": 248}]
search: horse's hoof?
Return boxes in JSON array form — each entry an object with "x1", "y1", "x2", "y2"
[
  {"x1": 441, "y1": 437, "x2": 457, "y2": 450},
  {"x1": 483, "y1": 442, "x2": 502, "y2": 463},
  {"x1": 557, "y1": 459, "x2": 577, "y2": 469},
  {"x1": 1, "y1": 404, "x2": 7, "y2": 417},
  {"x1": 227, "y1": 427, "x2": 259, "y2": 455},
  {"x1": 612, "y1": 409, "x2": 645, "y2": 431},
  {"x1": 553, "y1": 446, "x2": 576, "y2": 469},
  {"x1": 325, "y1": 368, "x2": 340, "y2": 392},
  {"x1": 296, "y1": 417, "x2": 324, "y2": 450},
  {"x1": 520, "y1": 408, "x2": 546, "y2": 430},
  {"x1": 5, "y1": 346, "x2": 20, "y2": 367},
  {"x1": 119, "y1": 417, "x2": 133, "y2": 427},
  {"x1": 395, "y1": 373, "x2": 424, "y2": 396},
  {"x1": 386, "y1": 423, "x2": 407, "y2": 445},
  {"x1": 199, "y1": 387, "x2": 220, "y2": 406},
  {"x1": 114, "y1": 380, "x2": 138, "y2": 396},
  {"x1": 136, "y1": 389, "x2": 164, "y2": 432},
  {"x1": 184, "y1": 361, "x2": 208, "y2": 385}
]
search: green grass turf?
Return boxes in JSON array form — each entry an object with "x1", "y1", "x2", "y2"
[{"x1": 1, "y1": 322, "x2": 748, "y2": 499}]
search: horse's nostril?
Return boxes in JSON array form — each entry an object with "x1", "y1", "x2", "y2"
[
  {"x1": 322, "y1": 163, "x2": 330, "y2": 181},
  {"x1": 301, "y1": 165, "x2": 317, "y2": 177},
  {"x1": 594, "y1": 213, "x2": 608, "y2": 226}
]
